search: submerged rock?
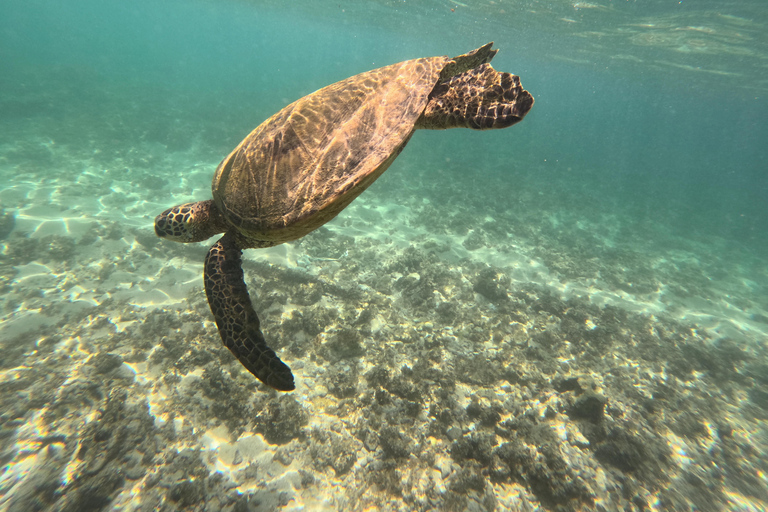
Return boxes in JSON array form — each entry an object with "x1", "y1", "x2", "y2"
[
  {"x1": 310, "y1": 430, "x2": 359, "y2": 476},
  {"x1": 255, "y1": 396, "x2": 309, "y2": 445},
  {"x1": 568, "y1": 391, "x2": 607, "y2": 423},
  {"x1": 379, "y1": 426, "x2": 411, "y2": 459},
  {"x1": 472, "y1": 265, "x2": 510, "y2": 304}
]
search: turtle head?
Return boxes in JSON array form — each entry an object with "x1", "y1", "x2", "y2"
[{"x1": 155, "y1": 200, "x2": 227, "y2": 243}]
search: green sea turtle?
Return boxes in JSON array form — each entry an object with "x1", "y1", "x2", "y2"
[{"x1": 154, "y1": 43, "x2": 533, "y2": 391}]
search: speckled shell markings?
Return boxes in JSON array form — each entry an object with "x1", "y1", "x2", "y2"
[{"x1": 211, "y1": 56, "x2": 449, "y2": 246}]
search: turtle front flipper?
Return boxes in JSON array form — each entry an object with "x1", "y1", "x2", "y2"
[{"x1": 204, "y1": 232, "x2": 295, "y2": 391}]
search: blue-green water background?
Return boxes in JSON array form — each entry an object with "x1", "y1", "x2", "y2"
[
  {"x1": 2, "y1": 1, "x2": 768, "y2": 509},
  {"x1": 2, "y1": 0, "x2": 766, "y2": 253}
]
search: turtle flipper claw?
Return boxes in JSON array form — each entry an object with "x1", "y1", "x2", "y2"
[{"x1": 204, "y1": 233, "x2": 295, "y2": 391}]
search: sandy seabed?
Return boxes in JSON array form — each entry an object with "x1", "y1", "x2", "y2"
[{"x1": 1, "y1": 133, "x2": 767, "y2": 512}]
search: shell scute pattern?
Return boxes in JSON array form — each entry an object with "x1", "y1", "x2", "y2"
[{"x1": 212, "y1": 57, "x2": 449, "y2": 245}]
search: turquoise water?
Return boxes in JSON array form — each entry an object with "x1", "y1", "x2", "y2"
[{"x1": 1, "y1": 0, "x2": 767, "y2": 511}]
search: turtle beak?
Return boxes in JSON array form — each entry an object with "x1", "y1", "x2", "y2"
[
  {"x1": 154, "y1": 218, "x2": 166, "y2": 238},
  {"x1": 154, "y1": 210, "x2": 172, "y2": 238}
]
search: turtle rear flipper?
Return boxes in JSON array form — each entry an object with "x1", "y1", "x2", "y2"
[
  {"x1": 418, "y1": 63, "x2": 534, "y2": 130},
  {"x1": 204, "y1": 233, "x2": 295, "y2": 391}
]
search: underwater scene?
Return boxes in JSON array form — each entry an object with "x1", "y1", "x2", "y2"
[{"x1": 1, "y1": 0, "x2": 767, "y2": 510}]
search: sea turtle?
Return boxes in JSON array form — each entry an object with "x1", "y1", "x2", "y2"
[{"x1": 154, "y1": 43, "x2": 533, "y2": 392}]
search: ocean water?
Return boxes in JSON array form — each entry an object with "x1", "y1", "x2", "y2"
[{"x1": 1, "y1": 0, "x2": 767, "y2": 510}]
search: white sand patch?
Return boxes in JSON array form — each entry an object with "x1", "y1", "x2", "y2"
[
  {"x1": 13, "y1": 210, "x2": 96, "y2": 239},
  {"x1": 257, "y1": 243, "x2": 302, "y2": 269},
  {"x1": 112, "y1": 258, "x2": 201, "y2": 307}
]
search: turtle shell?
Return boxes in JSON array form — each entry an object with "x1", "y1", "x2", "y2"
[{"x1": 211, "y1": 55, "x2": 450, "y2": 245}]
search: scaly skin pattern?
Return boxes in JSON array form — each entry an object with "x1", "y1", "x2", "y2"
[
  {"x1": 204, "y1": 232, "x2": 295, "y2": 391},
  {"x1": 154, "y1": 200, "x2": 228, "y2": 243}
]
